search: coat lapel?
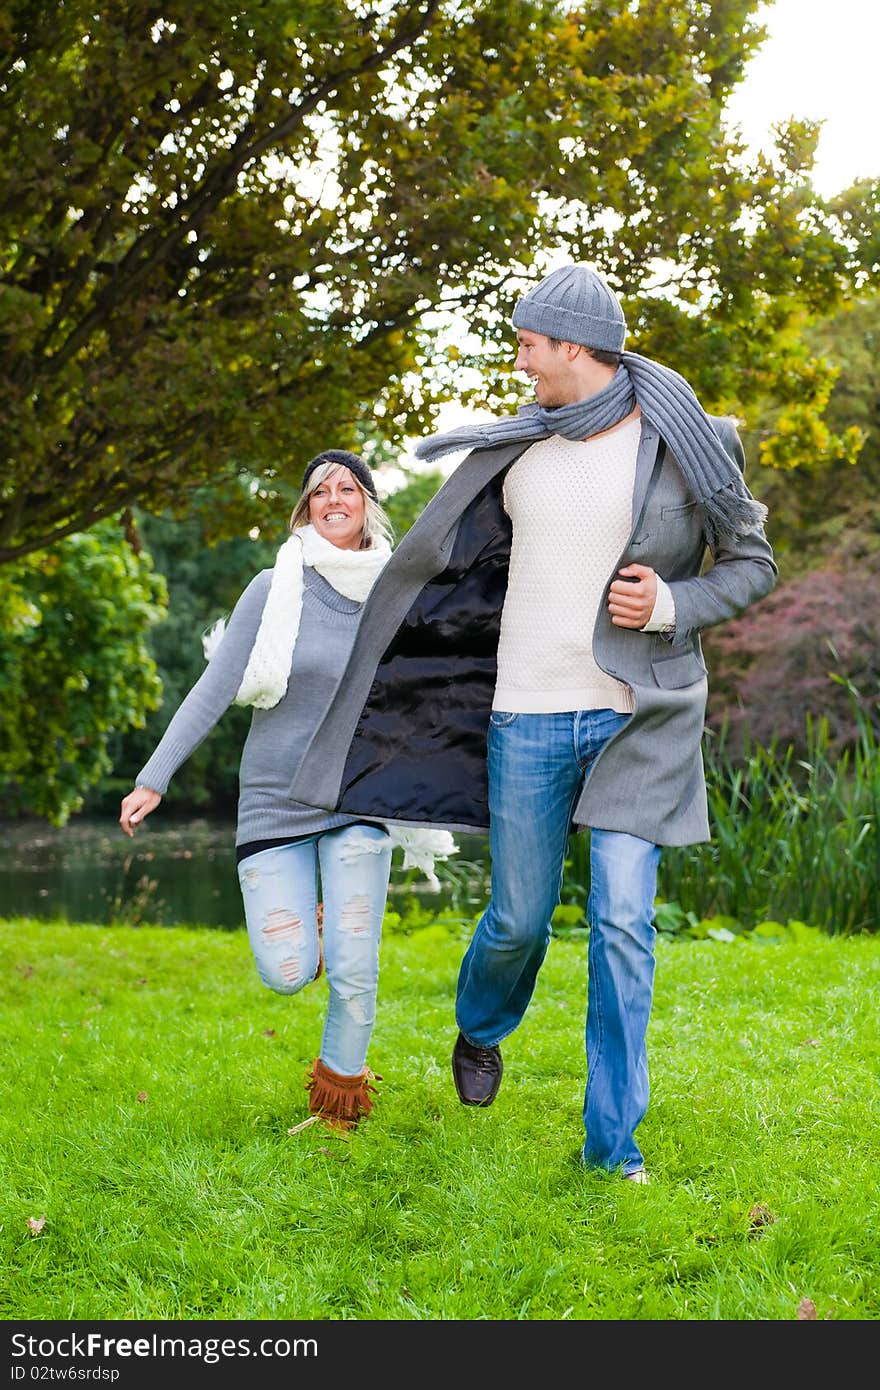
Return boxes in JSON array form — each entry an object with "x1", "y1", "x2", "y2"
[
  {"x1": 630, "y1": 419, "x2": 662, "y2": 532},
  {"x1": 414, "y1": 438, "x2": 534, "y2": 536}
]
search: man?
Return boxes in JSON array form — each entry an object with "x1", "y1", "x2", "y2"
[{"x1": 290, "y1": 264, "x2": 777, "y2": 1181}]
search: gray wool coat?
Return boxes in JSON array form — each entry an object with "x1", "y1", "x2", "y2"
[{"x1": 289, "y1": 417, "x2": 777, "y2": 847}]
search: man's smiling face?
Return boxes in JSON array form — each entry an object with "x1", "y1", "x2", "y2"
[{"x1": 513, "y1": 329, "x2": 581, "y2": 407}]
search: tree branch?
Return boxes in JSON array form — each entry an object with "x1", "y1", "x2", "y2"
[{"x1": 41, "y1": 0, "x2": 443, "y2": 375}]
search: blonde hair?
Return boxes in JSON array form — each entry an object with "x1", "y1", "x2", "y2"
[{"x1": 289, "y1": 460, "x2": 394, "y2": 549}]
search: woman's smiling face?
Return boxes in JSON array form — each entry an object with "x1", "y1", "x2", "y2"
[{"x1": 308, "y1": 466, "x2": 366, "y2": 550}]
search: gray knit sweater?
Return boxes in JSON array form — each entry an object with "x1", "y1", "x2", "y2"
[{"x1": 135, "y1": 567, "x2": 363, "y2": 846}]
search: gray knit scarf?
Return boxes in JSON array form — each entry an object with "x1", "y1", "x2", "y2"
[{"x1": 414, "y1": 353, "x2": 767, "y2": 545}]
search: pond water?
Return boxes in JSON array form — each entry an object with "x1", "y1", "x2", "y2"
[{"x1": 0, "y1": 817, "x2": 491, "y2": 928}]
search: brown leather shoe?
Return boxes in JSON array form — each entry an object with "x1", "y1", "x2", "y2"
[{"x1": 452, "y1": 1031, "x2": 503, "y2": 1107}]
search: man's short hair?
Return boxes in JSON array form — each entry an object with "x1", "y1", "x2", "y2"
[{"x1": 547, "y1": 335, "x2": 621, "y2": 368}]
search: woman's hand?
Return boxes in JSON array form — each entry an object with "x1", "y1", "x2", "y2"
[{"x1": 119, "y1": 786, "x2": 162, "y2": 837}]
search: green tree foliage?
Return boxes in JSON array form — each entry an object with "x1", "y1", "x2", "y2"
[
  {"x1": 742, "y1": 291, "x2": 880, "y2": 569},
  {"x1": 0, "y1": 0, "x2": 863, "y2": 564},
  {"x1": 94, "y1": 506, "x2": 280, "y2": 817},
  {"x1": 702, "y1": 289, "x2": 880, "y2": 756},
  {"x1": 0, "y1": 522, "x2": 166, "y2": 823},
  {"x1": 829, "y1": 176, "x2": 880, "y2": 285},
  {"x1": 379, "y1": 467, "x2": 446, "y2": 541}
]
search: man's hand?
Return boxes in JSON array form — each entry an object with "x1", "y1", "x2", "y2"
[
  {"x1": 608, "y1": 564, "x2": 658, "y2": 628},
  {"x1": 119, "y1": 786, "x2": 162, "y2": 837}
]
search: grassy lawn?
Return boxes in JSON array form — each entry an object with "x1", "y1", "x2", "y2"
[{"x1": 1, "y1": 915, "x2": 877, "y2": 1322}]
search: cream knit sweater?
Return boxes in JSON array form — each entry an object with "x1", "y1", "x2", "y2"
[{"x1": 494, "y1": 419, "x2": 649, "y2": 714}]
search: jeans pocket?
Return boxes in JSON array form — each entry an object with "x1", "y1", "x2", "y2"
[{"x1": 489, "y1": 710, "x2": 519, "y2": 728}]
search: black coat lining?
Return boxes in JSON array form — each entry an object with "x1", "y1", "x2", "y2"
[{"x1": 336, "y1": 474, "x2": 512, "y2": 825}]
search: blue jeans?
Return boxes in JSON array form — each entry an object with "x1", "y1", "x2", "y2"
[
  {"x1": 237, "y1": 824, "x2": 391, "y2": 1076},
  {"x1": 455, "y1": 709, "x2": 660, "y2": 1176}
]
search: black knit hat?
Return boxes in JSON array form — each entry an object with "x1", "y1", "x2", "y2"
[{"x1": 300, "y1": 449, "x2": 378, "y2": 500}]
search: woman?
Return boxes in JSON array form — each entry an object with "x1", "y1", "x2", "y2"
[{"x1": 119, "y1": 449, "x2": 399, "y2": 1133}]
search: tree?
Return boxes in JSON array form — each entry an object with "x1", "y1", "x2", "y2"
[
  {"x1": 0, "y1": 522, "x2": 166, "y2": 823},
  {"x1": 702, "y1": 289, "x2": 880, "y2": 756},
  {"x1": 738, "y1": 289, "x2": 880, "y2": 572},
  {"x1": 0, "y1": 0, "x2": 863, "y2": 564},
  {"x1": 379, "y1": 467, "x2": 446, "y2": 542},
  {"x1": 92, "y1": 505, "x2": 278, "y2": 818}
]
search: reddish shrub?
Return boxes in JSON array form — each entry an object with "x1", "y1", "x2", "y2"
[{"x1": 704, "y1": 555, "x2": 880, "y2": 757}]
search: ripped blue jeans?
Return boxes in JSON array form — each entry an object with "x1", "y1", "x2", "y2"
[{"x1": 237, "y1": 824, "x2": 392, "y2": 1076}]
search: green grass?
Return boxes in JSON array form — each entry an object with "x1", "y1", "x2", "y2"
[{"x1": 1, "y1": 916, "x2": 878, "y2": 1321}]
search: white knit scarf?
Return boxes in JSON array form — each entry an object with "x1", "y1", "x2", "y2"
[{"x1": 203, "y1": 523, "x2": 392, "y2": 710}]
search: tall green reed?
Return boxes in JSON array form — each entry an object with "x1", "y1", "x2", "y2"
[
  {"x1": 556, "y1": 698, "x2": 880, "y2": 936},
  {"x1": 665, "y1": 704, "x2": 879, "y2": 932}
]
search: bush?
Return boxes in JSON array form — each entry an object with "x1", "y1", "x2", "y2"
[{"x1": 704, "y1": 539, "x2": 880, "y2": 758}]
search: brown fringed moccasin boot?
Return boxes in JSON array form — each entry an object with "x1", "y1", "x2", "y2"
[{"x1": 304, "y1": 1056, "x2": 381, "y2": 1132}]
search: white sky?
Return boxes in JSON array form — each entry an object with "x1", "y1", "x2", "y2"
[
  {"x1": 726, "y1": 0, "x2": 880, "y2": 198},
  {"x1": 386, "y1": 0, "x2": 879, "y2": 480}
]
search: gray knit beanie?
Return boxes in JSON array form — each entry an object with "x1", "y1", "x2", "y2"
[{"x1": 512, "y1": 263, "x2": 627, "y2": 353}]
